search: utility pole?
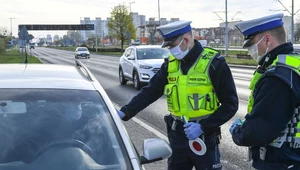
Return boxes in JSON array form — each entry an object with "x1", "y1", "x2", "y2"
[
  {"x1": 95, "y1": 23, "x2": 98, "y2": 53},
  {"x1": 9, "y1": 17, "x2": 15, "y2": 48},
  {"x1": 292, "y1": 0, "x2": 294, "y2": 43},
  {"x1": 158, "y1": 0, "x2": 161, "y2": 25},
  {"x1": 274, "y1": 0, "x2": 300, "y2": 43},
  {"x1": 128, "y1": 1, "x2": 135, "y2": 13},
  {"x1": 225, "y1": 0, "x2": 228, "y2": 57}
]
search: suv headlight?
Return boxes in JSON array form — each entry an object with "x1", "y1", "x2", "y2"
[{"x1": 139, "y1": 65, "x2": 153, "y2": 69}]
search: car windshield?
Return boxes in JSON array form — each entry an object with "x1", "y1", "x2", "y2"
[
  {"x1": 78, "y1": 48, "x2": 88, "y2": 51},
  {"x1": 0, "y1": 89, "x2": 130, "y2": 169},
  {"x1": 136, "y1": 48, "x2": 169, "y2": 60}
]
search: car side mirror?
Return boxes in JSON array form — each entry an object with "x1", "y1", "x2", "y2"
[
  {"x1": 127, "y1": 56, "x2": 135, "y2": 60},
  {"x1": 140, "y1": 138, "x2": 172, "y2": 164}
]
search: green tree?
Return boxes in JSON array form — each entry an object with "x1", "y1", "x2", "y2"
[
  {"x1": 107, "y1": 4, "x2": 136, "y2": 50},
  {"x1": 0, "y1": 27, "x2": 8, "y2": 37},
  {"x1": 0, "y1": 38, "x2": 6, "y2": 54}
]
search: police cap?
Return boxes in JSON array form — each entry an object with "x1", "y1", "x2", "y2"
[
  {"x1": 235, "y1": 13, "x2": 284, "y2": 48},
  {"x1": 157, "y1": 20, "x2": 192, "y2": 48}
]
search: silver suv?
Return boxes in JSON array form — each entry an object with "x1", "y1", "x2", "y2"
[
  {"x1": 75, "y1": 47, "x2": 90, "y2": 59},
  {"x1": 0, "y1": 61, "x2": 171, "y2": 170},
  {"x1": 119, "y1": 45, "x2": 169, "y2": 90}
]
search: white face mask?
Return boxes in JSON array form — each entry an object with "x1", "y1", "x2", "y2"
[
  {"x1": 170, "y1": 38, "x2": 189, "y2": 60},
  {"x1": 247, "y1": 36, "x2": 268, "y2": 63}
]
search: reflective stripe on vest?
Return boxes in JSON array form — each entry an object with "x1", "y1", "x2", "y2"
[
  {"x1": 164, "y1": 48, "x2": 220, "y2": 120},
  {"x1": 247, "y1": 54, "x2": 300, "y2": 148}
]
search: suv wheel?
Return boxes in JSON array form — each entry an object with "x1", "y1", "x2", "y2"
[
  {"x1": 133, "y1": 71, "x2": 142, "y2": 90},
  {"x1": 119, "y1": 68, "x2": 127, "y2": 85}
]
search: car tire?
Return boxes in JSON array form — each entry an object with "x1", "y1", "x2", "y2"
[
  {"x1": 119, "y1": 68, "x2": 127, "y2": 85},
  {"x1": 133, "y1": 71, "x2": 142, "y2": 90}
]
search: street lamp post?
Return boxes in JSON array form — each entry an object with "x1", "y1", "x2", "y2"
[
  {"x1": 225, "y1": 0, "x2": 228, "y2": 57},
  {"x1": 274, "y1": 0, "x2": 300, "y2": 43},
  {"x1": 128, "y1": 1, "x2": 135, "y2": 13},
  {"x1": 292, "y1": 0, "x2": 294, "y2": 43},
  {"x1": 9, "y1": 17, "x2": 15, "y2": 48},
  {"x1": 158, "y1": 0, "x2": 161, "y2": 25}
]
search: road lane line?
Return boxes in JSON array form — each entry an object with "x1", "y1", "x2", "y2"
[
  {"x1": 114, "y1": 103, "x2": 168, "y2": 141},
  {"x1": 132, "y1": 117, "x2": 168, "y2": 141}
]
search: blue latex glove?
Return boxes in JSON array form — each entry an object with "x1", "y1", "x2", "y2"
[
  {"x1": 229, "y1": 118, "x2": 243, "y2": 135},
  {"x1": 184, "y1": 122, "x2": 203, "y2": 140},
  {"x1": 116, "y1": 109, "x2": 125, "y2": 119}
]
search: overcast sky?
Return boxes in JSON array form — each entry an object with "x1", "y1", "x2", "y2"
[{"x1": 0, "y1": 0, "x2": 299, "y2": 38}]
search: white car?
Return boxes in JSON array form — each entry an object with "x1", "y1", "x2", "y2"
[
  {"x1": 0, "y1": 61, "x2": 172, "y2": 170},
  {"x1": 119, "y1": 45, "x2": 170, "y2": 90},
  {"x1": 75, "y1": 47, "x2": 90, "y2": 59},
  {"x1": 294, "y1": 44, "x2": 300, "y2": 53}
]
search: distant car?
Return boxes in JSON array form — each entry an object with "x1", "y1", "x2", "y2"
[
  {"x1": 198, "y1": 40, "x2": 207, "y2": 47},
  {"x1": 294, "y1": 44, "x2": 300, "y2": 53},
  {"x1": 0, "y1": 61, "x2": 172, "y2": 169},
  {"x1": 29, "y1": 44, "x2": 35, "y2": 49},
  {"x1": 75, "y1": 47, "x2": 90, "y2": 59},
  {"x1": 119, "y1": 45, "x2": 170, "y2": 90}
]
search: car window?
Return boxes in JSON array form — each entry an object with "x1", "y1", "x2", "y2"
[
  {"x1": 124, "y1": 48, "x2": 132, "y2": 58},
  {"x1": 78, "y1": 47, "x2": 88, "y2": 51},
  {"x1": 128, "y1": 48, "x2": 135, "y2": 59},
  {"x1": 0, "y1": 89, "x2": 131, "y2": 169},
  {"x1": 137, "y1": 48, "x2": 169, "y2": 60}
]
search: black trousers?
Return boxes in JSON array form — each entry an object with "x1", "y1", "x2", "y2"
[{"x1": 164, "y1": 114, "x2": 222, "y2": 170}]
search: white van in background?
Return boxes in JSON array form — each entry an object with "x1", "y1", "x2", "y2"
[{"x1": 198, "y1": 40, "x2": 208, "y2": 47}]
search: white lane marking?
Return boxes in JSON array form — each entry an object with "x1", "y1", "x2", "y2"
[
  {"x1": 132, "y1": 117, "x2": 169, "y2": 142},
  {"x1": 114, "y1": 103, "x2": 168, "y2": 141}
]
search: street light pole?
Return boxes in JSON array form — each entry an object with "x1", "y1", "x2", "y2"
[
  {"x1": 158, "y1": 0, "x2": 161, "y2": 25},
  {"x1": 9, "y1": 17, "x2": 15, "y2": 48},
  {"x1": 275, "y1": 0, "x2": 300, "y2": 43},
  {"x1": 129, "y1": 1, "x2": 135, "y2": 13},
  {"x1": 9, "y1": 17, "x2": 15, "y2": 36},
  {"x1": 292, "y1": 0, "x2": 294, "y2": 43},
  {"x1": 225, "y1": 0, "x2": 228, "y2": 56}
]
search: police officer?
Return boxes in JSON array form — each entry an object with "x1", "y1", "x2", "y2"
[
  {"x1": 230, "y1": 13, "x2": 300, "y2": 170},
  {"x1": 118, "y1": 20, "x2": 238, "y2": 170}
]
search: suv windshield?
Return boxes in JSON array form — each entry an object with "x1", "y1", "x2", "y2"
[
  {"x1": 78, "y1": 48, "x2": 88, "y2": 51},
  {"x1": 0, "y1": 89, "x2": 130, "y2": 168},
  {"x1": 136, "y1": 48, "x2": 169, "y2": 60}
]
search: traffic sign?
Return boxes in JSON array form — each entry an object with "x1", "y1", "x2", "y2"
[
  {"x1": 18, "y1": 24, "x2": 94, "y2": 31},
  {"x1": 189, "y1": 138, "x2": 207, "y2": 156},
  {"x1": 18, "y1": 26, "x2": 29, "y2": 40}
]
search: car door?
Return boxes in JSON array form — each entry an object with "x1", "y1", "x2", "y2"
[{"x1": 122, "y1": 48, "x2": 132, "y2": 77}]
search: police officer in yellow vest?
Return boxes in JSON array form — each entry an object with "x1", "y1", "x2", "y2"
[
  {"x1": 229, "y1": 13, "x2": 300, "y2": 170},
  {"x1": 117, "y1": 20, "x2": 238, "y2": 170}
]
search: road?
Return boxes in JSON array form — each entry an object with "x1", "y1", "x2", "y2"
[{"x1": 32, "y1": 47, "x2": 255, "y2": 170}]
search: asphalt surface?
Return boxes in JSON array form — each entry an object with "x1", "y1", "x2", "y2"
[{"x1": 32, "y1": 47, "x2": 256, "y2": 170}]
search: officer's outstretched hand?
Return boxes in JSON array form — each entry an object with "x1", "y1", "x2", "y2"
[
  {"x1": 229, "y1": 118, "x2": 243, "y2": 135},
  {"x1": 116, "y1": 109, "x2": 125, "y2": 119},
  {"x1": 184, "y1": 122, "x2": 203, "y2": 140}
]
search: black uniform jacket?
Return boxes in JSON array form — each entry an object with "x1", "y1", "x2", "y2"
[
  {"x1": 232, "y1": 42, "x2": 300, "y2": 164},
  {"x1": 121, "y1": 40, "x2": 238, "y2": 134}
]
